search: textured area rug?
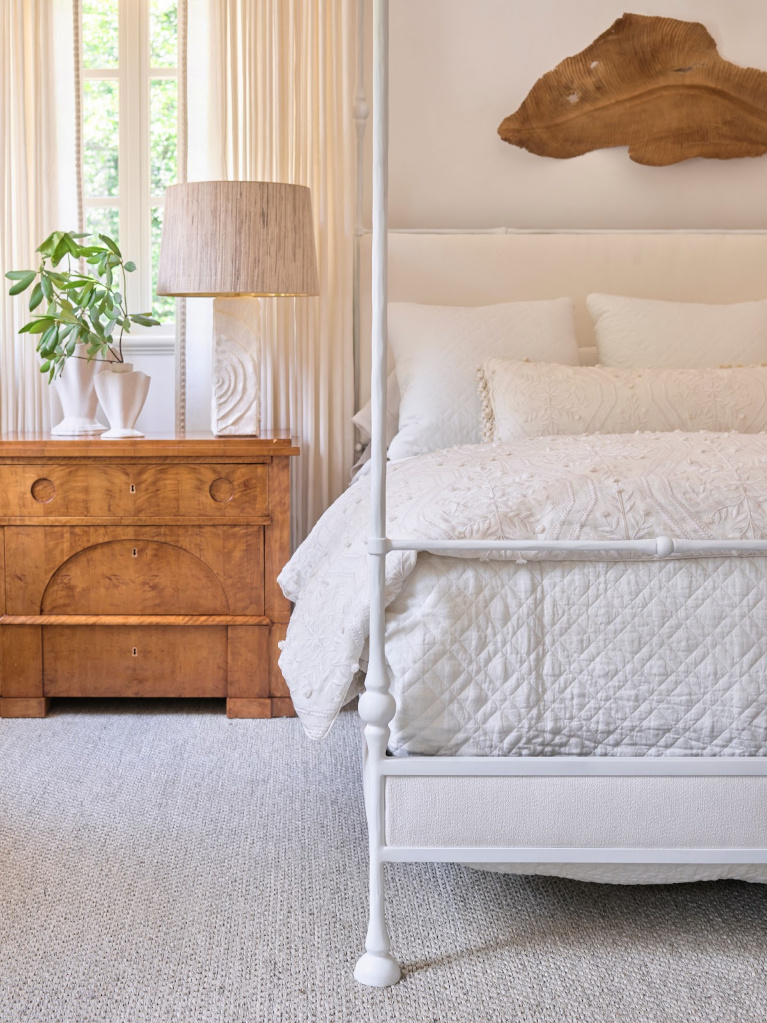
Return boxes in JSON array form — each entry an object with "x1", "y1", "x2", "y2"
[{"x1": 1, "y1": 700, "x2": 766, "y2": 1023}]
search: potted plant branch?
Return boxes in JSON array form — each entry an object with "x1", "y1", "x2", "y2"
[{"x1": 5, "y1": 231, "x2": 160, "y2": 436}]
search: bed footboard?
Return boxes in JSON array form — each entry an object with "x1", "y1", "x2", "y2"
[{"x1": 383, "y1": 769, "x2": 767, "y2": 863}]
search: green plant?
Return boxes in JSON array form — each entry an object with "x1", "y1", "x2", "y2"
[{"x1": 5, "y1": 231, "x2": 160, "y2": 381}]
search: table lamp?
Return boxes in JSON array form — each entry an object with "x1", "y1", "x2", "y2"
[{"x1": 157, "y1": 181, "x2": 319, "y2": 435}]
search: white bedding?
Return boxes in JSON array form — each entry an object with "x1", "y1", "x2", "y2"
[
  {"x1": 384, "y1": 553, "x2": 767, "y2": 757},
  {"x1": 279, "y1": 431, "x2": 767, "y2": 745}
]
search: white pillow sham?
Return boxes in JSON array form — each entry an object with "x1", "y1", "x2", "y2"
[
  {"x1": 479, "y1": 358, "x2": 767, "y2": 442},
  {"x1": 387, "y1": 299, "x2": 579, "y2": 460},
  {"x1": 588, "y1": 293, "x2": 767, "y2": 369},
  {"x1": 351, "y1": 371, "x2": 400, "y2": 445}
]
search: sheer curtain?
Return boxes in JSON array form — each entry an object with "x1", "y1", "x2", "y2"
[
  {"x1": 208, "y1": 0, "x2": 356, "y2": 543},
  {"x1": 0, "y1": 0, "x2": 65, "y2": 433}
]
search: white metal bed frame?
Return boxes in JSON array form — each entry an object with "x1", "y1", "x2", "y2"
[{"x1": 353, "y1": 0, "x2": 767, "y2": 987}]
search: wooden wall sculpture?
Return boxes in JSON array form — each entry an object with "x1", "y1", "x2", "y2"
[{"x1": 498, "y1": 13, "x2": 767, "y2": 166}]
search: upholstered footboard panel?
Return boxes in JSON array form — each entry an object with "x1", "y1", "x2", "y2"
[{"x1": 384, "y1": 775, "x2": 767, "y2": 883}]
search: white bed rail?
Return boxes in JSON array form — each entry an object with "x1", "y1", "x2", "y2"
[
  {"x1": 354, "y1": 0, "x2": 767, "y2": 990},
  {"x1": 380, "y1": 538, "x2": 767, "y2": 556}
]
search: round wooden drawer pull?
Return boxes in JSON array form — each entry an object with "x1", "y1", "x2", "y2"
[
  {"x1": 31, "y1": 478, "x2": 56, "y2": 503},
  {"x1": 209, "y1": 477, "x2": 234, "y2": 503}
]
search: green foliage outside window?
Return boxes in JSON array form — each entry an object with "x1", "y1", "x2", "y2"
[
  {"x1": 83, "y1": 81, "x2": 119, "y2": 197},
  {"x1": 150, "y1": 0, "x2": 178, "y2": 67},
  {"x1": 151, "y1": 208, "x2": 174, "y2": 322},
  {"x1": 82, "y1": 0, "x2": 118, "y2": 69},
  {"x1": 85, "y1": 208, "x2": 120, "y2": 246},
  {"x1": 150, "y1": 79, "x2": 178, "y2": 195},
  {"x1": 80, "y1": 0, "x2": 178, "y2": 325}
]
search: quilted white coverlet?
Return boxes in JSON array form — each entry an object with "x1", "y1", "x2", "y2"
[{"x1": 279, "y1": 432, "x2": 767, "y2": 744}]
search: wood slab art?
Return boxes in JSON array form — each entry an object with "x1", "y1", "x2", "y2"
[{"x1": 498, "y1": 13, "x2": 767, "y2": 166}]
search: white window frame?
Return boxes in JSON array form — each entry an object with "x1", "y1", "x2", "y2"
[{"x1": 81, "y1": 0, "x2": 177, "y2": 339}]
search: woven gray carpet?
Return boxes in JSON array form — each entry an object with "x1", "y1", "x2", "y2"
[{"x1": 1, "y1": 701, "x2": 766, "y2": 1023}]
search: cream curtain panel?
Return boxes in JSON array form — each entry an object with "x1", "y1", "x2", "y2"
[
  {"x1": 0, "y1": 0, "x2": 60, "y2": 433},
  {"x1": 210, "y1": 0, "x2": 356, "y2": 543}
]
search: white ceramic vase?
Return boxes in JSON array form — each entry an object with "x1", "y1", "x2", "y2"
[
  {"x1": 94, "y1": 362, "x2": 151, "y2": 439},
  {"x1": 51, "y1": 346, "x2": 107, "y2": 435}
]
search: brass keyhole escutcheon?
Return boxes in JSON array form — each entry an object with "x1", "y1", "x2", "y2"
[
  {"x1": 130, "y1": 484, "x2": 136, "y2": 494},
  {"x1": 31, "y1": 478, "x2": 56, "y2": 503},
  {"x1": 132, "y1": 548, "x2": 138, "y2": 557},
  {"x1": 132, "y1": 647, "x2": 138, "y2": 657}
]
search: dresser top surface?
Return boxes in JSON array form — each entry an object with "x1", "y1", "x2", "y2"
[{"x1": 0, "y1": 431, "x2": 299, "y2": 458}]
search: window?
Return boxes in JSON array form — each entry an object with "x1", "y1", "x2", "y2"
[{"x1": 81, "y1": 0, "x2": 179, "y2": 327}]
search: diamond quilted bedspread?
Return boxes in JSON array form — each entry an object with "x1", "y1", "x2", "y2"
[{"x1": 278, "y1": 432, "x2": 767, "y2": 746}]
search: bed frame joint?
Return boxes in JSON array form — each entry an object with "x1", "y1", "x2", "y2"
[{"x1": 367, "y1": 537, "x2": 391, "y2": 555}]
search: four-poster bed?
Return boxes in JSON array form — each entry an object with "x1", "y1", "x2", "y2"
[{"x1": 282, "y1": 0, "x2": 767, "y2": 988}]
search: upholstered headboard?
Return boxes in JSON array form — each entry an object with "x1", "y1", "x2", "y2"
[{"x1": 357, "y1": 230, "x2": 767, "y2": 408}]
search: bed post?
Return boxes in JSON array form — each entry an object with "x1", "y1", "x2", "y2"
[{"x1": 354, "y1": 0, "x2": 401, "y2": 989}]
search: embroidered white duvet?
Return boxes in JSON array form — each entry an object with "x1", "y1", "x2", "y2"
[{"x1": 278, "y1": 432, "x2": 767, "y2": 746}]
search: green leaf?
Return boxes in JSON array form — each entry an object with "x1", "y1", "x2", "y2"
[
  {"x1": 28, "y1": 282, "x2": 44, "y2": 311},
  {"x1": 63, "y1": 233, "x2": 81, "y2": 258},
  {"x1": 131, "y1": 314, "x2": 160, "y2": 327},
  {"x1": 40, "y1": 360, "x2": 51, "y2": 374},
  {"x1": 36, "y1": 232, "x2": 60, "y2": 257},
  {"x1": 124, "y1": 261, "x2": 136, "y2": 273},
  {"x1": 24, "y1": 317, "x2": 54, "y2": 335},
  {"x1": 99, "y1": 234, "x2": 122, "y2": 258},
  {"x1": 40, "y1": 275, "x2": 53, "y2": 301},
  {"x1": 5, "y1": 270, "x2": 35, "y2": 281},
  {"x1": 51, "y1": 236, "x2": 70, "y2": 266},
  {"x1": 39, "y1": 324, "x2": 57, "y2": 352},
  {"x1": 9, "y1": 271, "x2": 37, "y2": 295}
]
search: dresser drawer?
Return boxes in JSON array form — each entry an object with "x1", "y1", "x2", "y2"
[
  {"x1": 0, "y1": 463, "x2": 268, "y2": 519},
  {"x1": 43, "y1": 625, "x2": 228, "y2": 698},
  {"x1": 5, "y1": 525, "x2": 265, "y2": 616}
]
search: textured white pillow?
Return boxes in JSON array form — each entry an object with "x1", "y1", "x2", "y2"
[
  {"x1": 588, "y1": 293, "x2": 767, "y2": 369},
  {"x1": 479, "y1": 358, "x2": 767, "y2": 442},
  {"x1": 387, "y1": 299, "x2": 578, "y2": 460},
  {"x1": 351, "y1": 371, "x2": 400, "y2": 445}
]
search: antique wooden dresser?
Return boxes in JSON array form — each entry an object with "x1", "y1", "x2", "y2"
[{"x1": 0, "y1": 432, "x2": 299, "y2": 718}]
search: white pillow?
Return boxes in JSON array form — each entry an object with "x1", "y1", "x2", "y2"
[
  {"x1": 588, "y1": 293, "x2": 767, "y2": 368},
  {"x1": 479, "y1": 358, "x2": 767, "y2": 442},
  {"x1": 351, "y1": 371, "x2": 400, "y2": 445},
  {"x1": 387, "y1": 299, "x2": 579, "y2": 460}
]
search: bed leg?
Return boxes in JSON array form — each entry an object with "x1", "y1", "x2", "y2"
[
  {"x1": 354, "y1": 688, "x2": 401, "y2": 988},
  {"x1": 354, "y1": 858, "x2": 401, "y2": 988}
]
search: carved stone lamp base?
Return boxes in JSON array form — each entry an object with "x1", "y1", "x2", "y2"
[{"x1": 212, "y1": 298, "x2": 261, "y2": 436}]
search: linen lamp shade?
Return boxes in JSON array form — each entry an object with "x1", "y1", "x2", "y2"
[{"x1": 156, "y1": 181, "x2": 319, "y2": 298}]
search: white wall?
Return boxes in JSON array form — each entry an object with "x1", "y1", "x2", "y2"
[{"x1": 367, "y1": 0, "x2": 767, "y2": 229}]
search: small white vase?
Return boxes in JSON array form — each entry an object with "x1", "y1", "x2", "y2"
[
  {"x1": 51, "y1": 346, "x2": 107, "y2": 435},
  {"x1": 94, "y1": 362, "x2": 151, "y2": 439}
]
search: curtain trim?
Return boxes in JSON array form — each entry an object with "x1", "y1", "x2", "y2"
[
  {"x1": 175, "y1": 0, "x2": 189, "y2": 433},
  {"x1": 72, "y1": 0, "x2": 84, "y2": 236}
]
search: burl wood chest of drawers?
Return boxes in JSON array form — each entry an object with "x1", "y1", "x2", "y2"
[{"x1": 0, "y1": 432, "x2": 299, "y2": 719}]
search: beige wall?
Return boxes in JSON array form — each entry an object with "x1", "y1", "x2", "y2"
[{"x1": 365, "y1": 0, "x2": 767, "y2": 229}]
